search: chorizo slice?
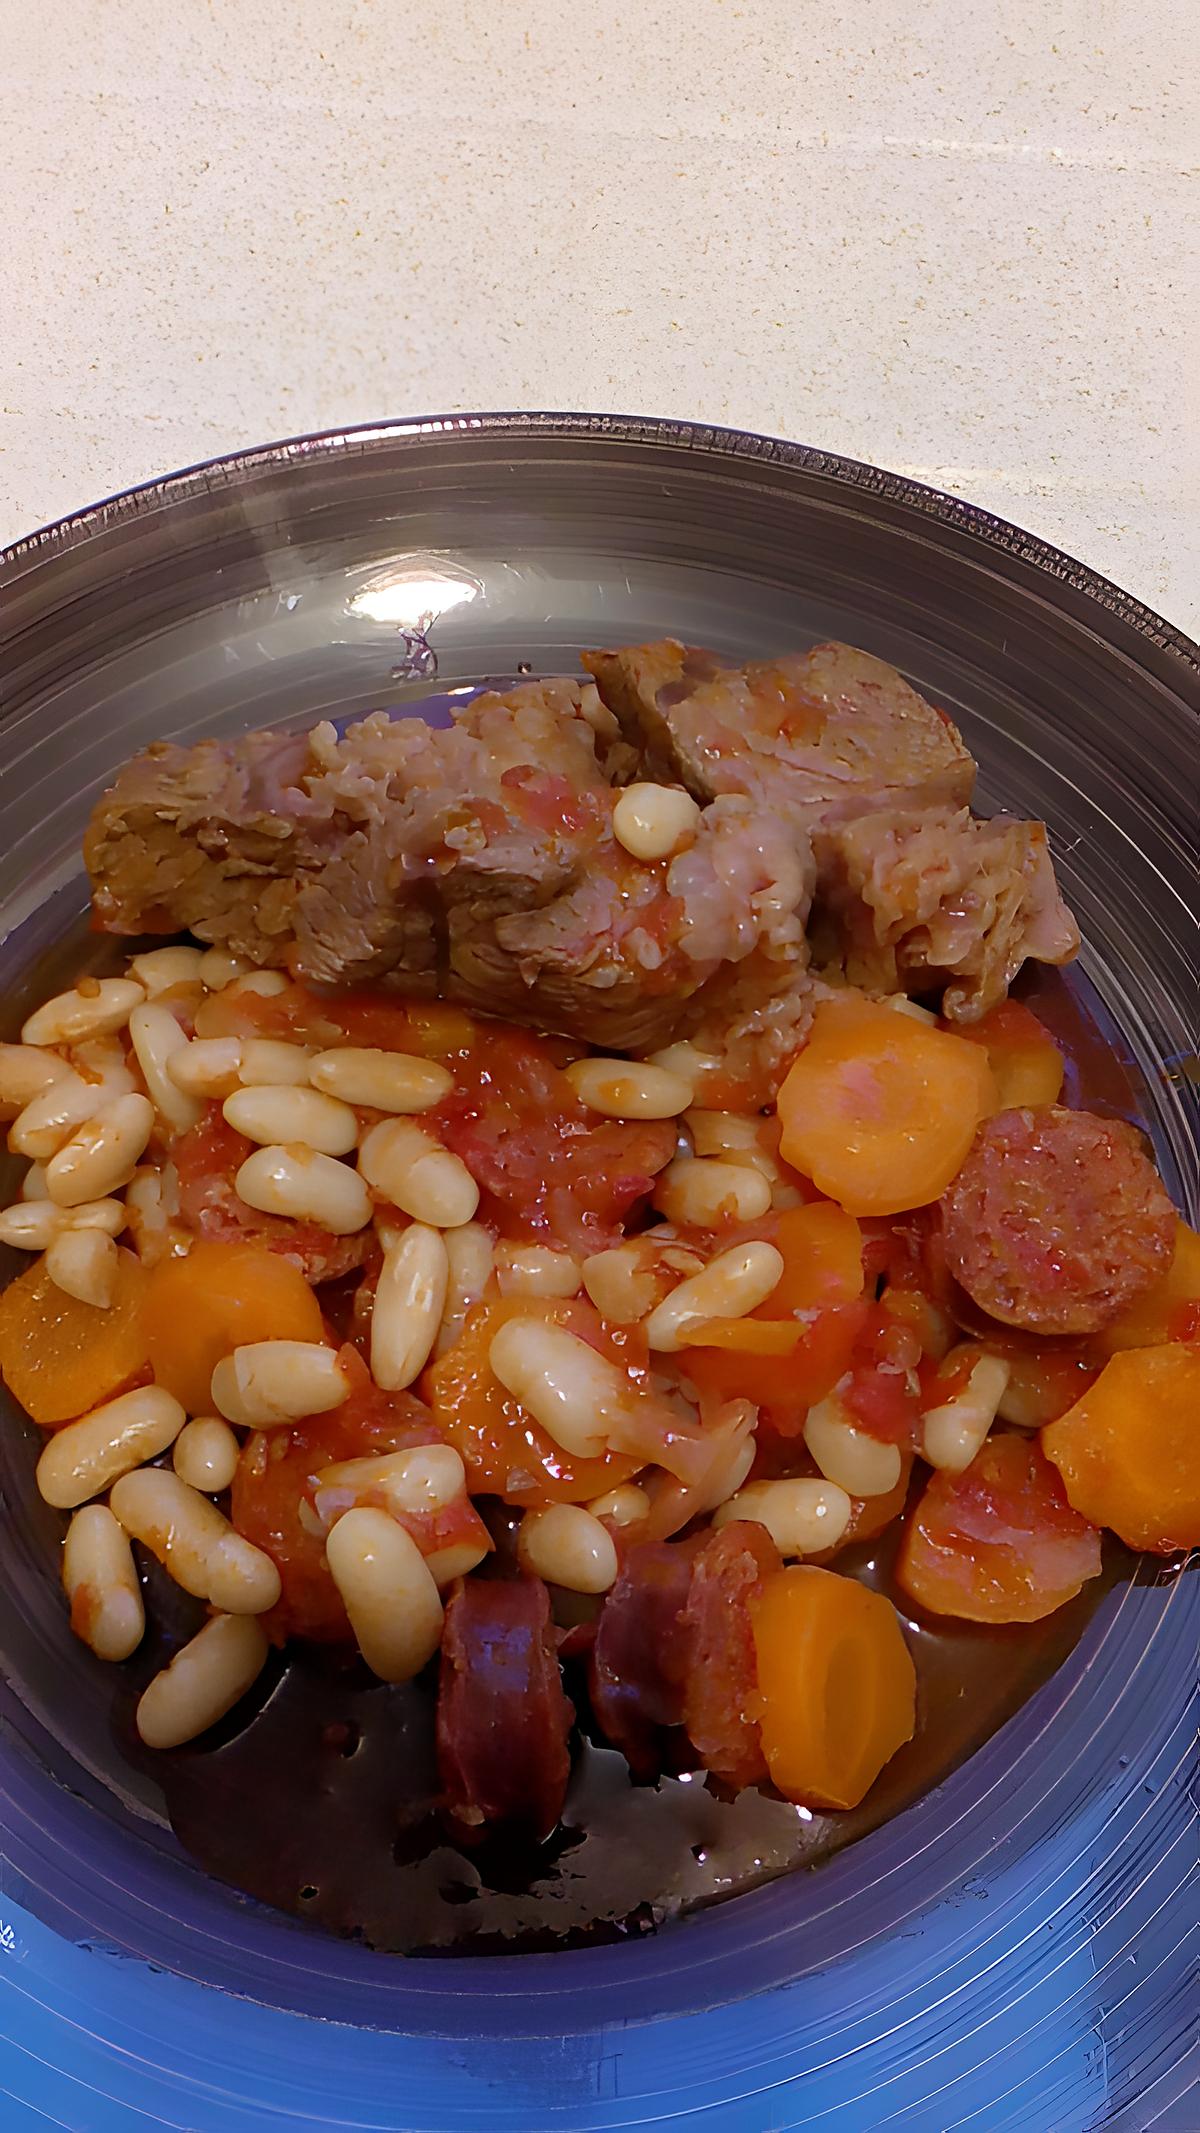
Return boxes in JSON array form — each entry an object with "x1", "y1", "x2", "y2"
[
  {"x1": 588, "y1": 1540, "x2": 695, "y2": 1778},
  {"x1": 682, "y1": 1521, "x2": 781, "y2": 1788},
  {"x1": 436, "y1": 1576, "x2": 573, "y2": 1840},
  {"x1": 940, "y1": 1106, "x2": 1175, "y2": 1336}
]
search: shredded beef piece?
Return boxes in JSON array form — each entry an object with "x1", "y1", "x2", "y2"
[
  {"x1": 86, "y1": 678, "x2": 813, "y2": 1055},
  {"x1": 587, "y1": 640, "x2": 1077, "y2": 1022}
]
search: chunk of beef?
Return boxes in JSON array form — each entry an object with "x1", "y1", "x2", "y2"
[
  {"x1": 85, "y1": 679, "x2": 814, "y2": 1054},
  {"x1": 810, "y1": 806, "x2": 1081, "y2": 1019},
  {"x1": 587, "y1": 641, "x2": 1077, "y2": 1022},
  {"x1": 585, "y1": 639, "x2": 976, "y2": 821}
]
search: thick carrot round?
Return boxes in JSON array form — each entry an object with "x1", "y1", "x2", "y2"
[
  {"x1": 957, "y1": 1000, "x2": 1065, "y2": 1111},
  {"x1": 0, "y1": 1248, "x2": 149, "y2": 1426},
  {"x1": 1041, "y1": 1343, "x2": 1200, "y2": 1554},
  {"x1": 767, "y1": 1202, "x2": 864, "y2": 1314},
  {"x1": 142, "y1": 1239, "x2": 326, "y2": 1414},
  {"x1": 776, "y1": 996, "x2": 996, "y2": 1217},
  {"x1": 1094, "y1": 1221, "x2": 1200, "y2": 1354},
  {"x1": 749, "y1": 1563, "x2": 916, "y2": 1810}
]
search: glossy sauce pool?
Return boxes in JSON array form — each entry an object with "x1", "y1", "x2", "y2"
[{"x1": 0, "y1": 934, "x2": 1149, "y2": 1956}]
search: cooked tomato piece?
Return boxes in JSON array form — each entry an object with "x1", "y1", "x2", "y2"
[
  {"x1": 896, "y1": 1431, "x2": 1103, "y2": 1624},
  {"x1": 428, "y1": 1026, "x2": 674, "y2": 1257},
  {"x1": 424, "y1": 1296, "x2": 644, "y2": 1505},
  {"x1": 172, "y1": 1104, "x2": 373, "y2": 1283},
  {"x1": 230, "y1": 1347, "x2": 441, "y2": 1642},
  {"x1": 682, "y1": 1521, "x2": 780, "y2": 1787},
  {"x1": 838, "y1": 1305, "x2": 923, "y2": 1446}
]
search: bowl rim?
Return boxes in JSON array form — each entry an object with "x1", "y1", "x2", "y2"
[
  {"x1": 0, "y1": 410, "x2": 1196, "y2": 2044},
  {"x1": 2, "y1": 407, "x2": 1197, "y2": 674}
]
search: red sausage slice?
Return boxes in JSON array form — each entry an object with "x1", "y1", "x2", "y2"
[
  {"x1": 437, "y1": 1577, "x2": 573, "y2": 1840},
  {"x1": 682, "y1": 1521, "x2": 781, "y2": 1788},
  {"x1": 940, "y1": 1106, "x2": 1175, "y2": 1336},
  {"x1": 588, "y1": 1540, "x2": 696, "y2": 1778}
]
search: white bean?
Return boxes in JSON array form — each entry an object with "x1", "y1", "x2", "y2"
[
  {"x1": 235, "y1": 1143, "x2": 373, "y2": 1233},
  {"x1": 313, "y1": 1444, "x2": 468, "y2": 1527},
  {"x1": 685, "y1": 1110, "x2": 763, "y2": 1158},
  {"x1": 166, "y1": 1036, "x2": 245, "y2": 1099},
  {"x1": 45, "y1": 1227, "x2": 119, "y2": 1307},
  {"x1": 587, "y1": 1483, "x2": 650, "y2": 1527},
  {"x1": 804, "y1": 1395, "x2": 902, "y2": 1498},
  {"x1": 223, "y1": 1084, "x2": 358, "y2": 1156},
  {"x1": 0, "y1": 1200, "x2": 68, "y2": 1248},
  {"x1": 922, "y1": 1352, "x2": 1012, "y2": 1472},
  {"x1": 325, "y1": 1508, "x2": 444, "y2": 1683},
  {"x1": 228, "y1": 970, "x2": 289, "y2": 999},
  {"x1": 488, "y1": 1316, "x2": 624, "y2": 1457},
  {"x1": 173, "y1": 1417, "x2": 242, "y2": 1494},
  {"x1": 371, "y1": 1223, "x2": 449, "y2": 1390},
  {"x1": 136, "y1": 1614, "x2": 269, "y2": 1749},
  {"x1": 695, "y1": 1432, "x2": 757, "y2": 1512},
  {"x1": 62, "y1": 1504, "x2": 146, "y2": 1662},
  {"x1": 358, "y1": 1119, "x2": 479, "y2": 1228},
  {"x1": 36, "y1": 1385, "x2": 187, "y2": 1509},
  {"x1": 885, "y1": 995, "x2": 939, "y2": 1024},
  {"x1": 518, "y1": 1504, "x2": 619, "y2": 1593},
  {"x1": 309, "y1": 1048, "x2": 453, "y2": 1113},
  {"x1": 124, "y1": 1165, "x2": 182, "y2": 1265},
  {"x1": 237, "y1": 1039, "x2": 316, "y2": 1087},
  {"x1": 495, "y1": 1243, "x2": 582, "y2": 1298},
  {"x1": 0, "y1": 1042, "x2": 72, "y2": 1120},
  {"x1": 196, "y1": 947, "x2": 251, "y2": 991},
  {"x1": 0, "y1": 1195, "x2": 127, "y2": 1247},
  {"x1": 564, "y1": 1057, "x2": 693, "y2": 1121},
  {"x1": 21, "y1": 977, "x2": 145, "y2": 1048},
  {"x1": 8, "y1": 1070, "x2": 113, "y2": 1160},
  {"x1": 645, "y1": 1239, "x2": 784, "y2": 1352},
  {"x1": 424, "y1": 1537, "x2": 492, "y2": 1586},
  {"x1": 21, "y1": 1161, "x2": 52, "y2": 1200},
  {"x1": 109, "y1": 1467, "x2": 281, "y2": 1614},
  {"x1": 644, "y1": 1041, "x2": 723, "y2": 1101},
  {"x1": 435, "y1": 1220, "x2": 496, "y2": 1355},
  {"x1": 612, "y1": 781, "x2": 701, "y2": 862},
  {"x1": 128, "y1": 999, "x2": 202, "y2": 1133},
  {"x1": 654, "y1": 1156, "x2": 771, "y2": 1229},
  {"x1": 210, "y1": 1340, "x2": 350, "y2": 1429},
  {"x1": 129, "y1": 946, "x2": 208, "y2": 995},
  {"x1": 714, "y1": 1477, "x2": 853, "y2": 1556},
  {"x1": 45, "y1": 1092, "x2": 153, "y2": 1207},
  {"x1": 581, "y1": 1237, "x2": 705, "y2": 1325}
]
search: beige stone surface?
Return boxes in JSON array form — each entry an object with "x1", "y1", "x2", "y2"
[{"x1": 2, "y1": 0, "x2": 1196, "y2": 631}]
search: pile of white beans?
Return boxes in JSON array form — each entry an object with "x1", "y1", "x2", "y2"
[{"x1": 0, "y1": 937, "x2": 1013, "y2": 1750}]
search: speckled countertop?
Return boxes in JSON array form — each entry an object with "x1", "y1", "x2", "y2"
[{"x1": 2, "y1": 0, "x2": 1197, "y2": 633}]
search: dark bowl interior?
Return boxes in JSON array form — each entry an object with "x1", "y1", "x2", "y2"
[{"x1": 0, "y1": 415, "x2": 1196, "y2": 2043}]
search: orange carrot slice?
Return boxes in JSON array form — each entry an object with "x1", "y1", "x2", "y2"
[
  {"x1": 1041, "y1": 1343, "x2": 1200, "y2": 1554},
  {"x1": 750, "y1": 1563, "x2": 916, "y2": 1809},
  {"x1": 776, "y1": 996, "x2": 996, "y2": 1217},
  {"x1": 957, "y1": 999, "x2": 1065, "y2": 1111},
  {"x1": 142, "y1": 1239, "x2": 325, "y2": 1413},
  {"x1": 0, "y1": 1249, "x2": 149, "y2": 1426},
  {"x1": 767, "y1": 1201, "x2": 864, "y2": 1313}
]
